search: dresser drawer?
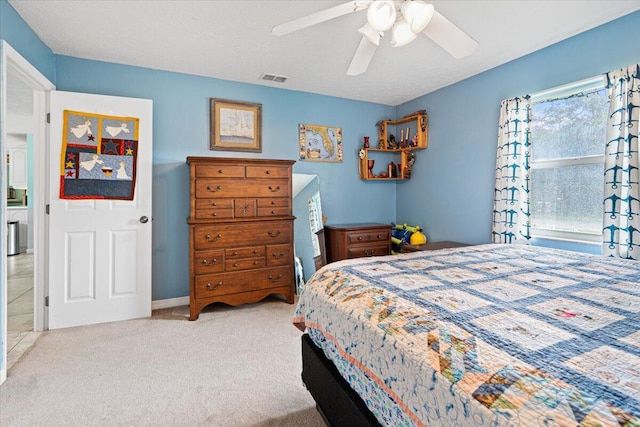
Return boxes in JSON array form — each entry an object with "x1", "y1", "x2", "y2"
[
  {"x1": 267, "y1": 244, "x2": 292, "y2": 267},
  {"x1": 195, "y1": 179, "x2": 289, "y2": 199},
  {"x1": 195, "y1": 199, "x2": 233, "y2": 210},
  {"x1": 225, "y1": 258, "x2": 266, "y2": 271},
  {"x1": 257, "y1": 207, "x2": 290, "y2": 217},
  {"x1": 194, "y1": 208, "x2": 234, "y2": 220},
  {"x1": 347, "y1": 244, "x2": 390, "y2": 259},
  {"x1": 257, "y1": 198, "x2": 290, "y2": 208},
  {"x1": 195, "y1": 199, "x2": 234, "y2": 219},
  {"x1": 246, "y1": 165, "x2": 289, "y2": 178},
  {"x1": 193, "y1": 221, "x2": 292, "y2": 250},
  {"x1": 225, "y1": 246, "x2": 265, "y2": 259},
  {"x1": 193, "y1": 250, "x2": 224, "y2": 274},
  {"x1": 194, "y1": 267, "x2": 291, "y2": 298},
  {"x1": 346, "y1": 229, "x2": 390, "y2": 244},
  {"x1": 194, "y1": 164, "x2": 245, "y2": 178}
]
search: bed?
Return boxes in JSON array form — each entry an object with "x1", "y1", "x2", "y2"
[{"x1": 293, "y1": 244, "x2": 640, "y2": 427}]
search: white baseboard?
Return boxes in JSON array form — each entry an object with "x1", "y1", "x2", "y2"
[{"x1": 152, "y1": 296, "x2": 189, "y2": 310}]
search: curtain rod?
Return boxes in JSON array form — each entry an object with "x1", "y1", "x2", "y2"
[{"x1": 530, "y1": 75, "x2": 605, "y2": 104}]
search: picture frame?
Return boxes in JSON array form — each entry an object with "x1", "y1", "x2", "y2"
[
  {"x1": 210, "y1": 98, "x2": 262, "y2": 152},
  {"x1": 298, "y1": 123, "x2": 343, "y2": 162}
]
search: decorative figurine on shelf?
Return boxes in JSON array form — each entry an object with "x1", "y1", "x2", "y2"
[
  {"x1": 387, "y1": 161, "x2": 397, "y2": 178},
  {"x1": 407, "y1": 151, "x2": 416, "y2": 167},
  {"x1": 363, "y1": 136, "x2": 370, "y2": 149},
  {"x1": 359, "y1": 148, "x2": 365, "y2": 159},
  {"x1": 388, "y1": 134, "x2": 398, "y2": 149},
  {"x1": 367, "y1": 159, "x2": 375, "y2": 178}
]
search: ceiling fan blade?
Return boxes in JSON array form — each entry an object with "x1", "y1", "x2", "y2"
[
  {"x1": 422, "y1": 11, "x2": 478, "y2": 59},
  {"x1": 347, "y1": 36, "x2": 378, "y2": 76},
  {"x1": 272, "y1": 1, "x2": 371, "y2": 36}
]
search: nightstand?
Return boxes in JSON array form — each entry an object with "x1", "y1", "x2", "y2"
[{"x1": 325, "y1": 223, "x2": 391, "y2": 263}]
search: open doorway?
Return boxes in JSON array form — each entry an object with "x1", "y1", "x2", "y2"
[
  {"x1": 5, "y1": 69, "x2": 38, "y2": 370},
  {"x1": 1, "y1": 41, "x2": 55, "y2": 381}
]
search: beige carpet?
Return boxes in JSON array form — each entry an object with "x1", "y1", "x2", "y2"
[{"x1": 0, "y1": 297, "x2": 326, "y2": 427}]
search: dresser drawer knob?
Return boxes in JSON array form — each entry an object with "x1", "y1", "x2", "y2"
[
  {"x1": 268, "y1": 185, "x2": 280, "y2": 192},
  {"x1": 253, "y1": 261, "x2": 258, "y2": 265},
  {"x1": 206, "y1": 233, "x2": 222, "y2": 242},
  {"x1": 253, "y1": 250, "x2": 258, "y2": 254},
  {"x1": 271, "y1": 210, "x2": 276, "y2": 215},
  {"x1": 377, "y1": 235, "x2": 382, "y2": 239},
  {"x1": 233, "y1": 263, "x2": 239, "y2": 267},
  {"x1": 212, "y1": 212, "x2": 217, "y2": 217},
  {"x1": 206, "y1": 282, "x2": 222, "y2": 290},
  {"x1": 268, "y1": 274, "x2": 283, "y2": 282},
  {"x1": 212, "y1": 202, "x2": 217, "y2": 206},
  {"x1": 233, "y1": 251, "x2": 238, "y2": 256},
  {"x1": 207, "y1": 185, "x2": 222, "y2": 192},
  {"x1": 357, "y1": 236, "x2": 363, "y2": 241},
  {"x1": 268, "y1": 230, "x2": 281, "y2": 238},
  {"x1": 218, "y1": 169, "x2": 223, "y2": 174},
  {"x1": 202, "y1": 258, "x2": 217, "y2": 265},
  {"x1": 272, "y1": 252, "x2": 285, "y2": 258},
  {"x1": 271, "y1": 201, "x2": 276, "y2": 205},
  {"x1": 265, "y1": 170, "x2": 271, "y2": 175}
]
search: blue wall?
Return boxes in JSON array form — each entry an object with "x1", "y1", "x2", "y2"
[
  {"x1": 54, "y1": 56, "x2": 396, "y2": 300},
  {"x1": 396, "y1": 10, "x2": 640, "y2": 246},
  {"x1": 0, "y1": 0, "x2": 56, "y2": 83}
]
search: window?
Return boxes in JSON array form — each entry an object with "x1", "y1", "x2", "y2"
[{"x1": 530, "y1": 78, "x2": 608, "y2": 243}]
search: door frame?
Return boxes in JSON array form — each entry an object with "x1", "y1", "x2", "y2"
[{"x1": 1, "y1": 40, "x2": 54, "y2": 383}]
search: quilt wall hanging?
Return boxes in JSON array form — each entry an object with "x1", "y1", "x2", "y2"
[{"x1": 60, "y1": 110, "x2": 139, "y2": 200}]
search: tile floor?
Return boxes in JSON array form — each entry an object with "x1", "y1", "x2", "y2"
[{"x1": 7, "y1": 253, "x2": 41, "y2": 370}]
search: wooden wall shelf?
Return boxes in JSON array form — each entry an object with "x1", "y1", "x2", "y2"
[{"x1": 359, "y1": 111, "x2": 428, "y2": 181}]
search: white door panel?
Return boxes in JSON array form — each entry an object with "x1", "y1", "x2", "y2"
[{"x1": 49, "y1": 91, "x2": 152, "y2": 329}]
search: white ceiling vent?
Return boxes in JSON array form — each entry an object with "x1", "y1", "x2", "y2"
[{"x1": 260, "y1": 73, "x2": 288, "y2": 83}]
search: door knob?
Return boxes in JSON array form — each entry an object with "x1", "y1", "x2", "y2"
[{"x1": 139, "y1": 216, "x2": 149, "y2": 223}]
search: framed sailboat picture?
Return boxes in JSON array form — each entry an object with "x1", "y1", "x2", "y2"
[{"x1": 210, "y1": 98, "x2": 262, "y2": 152}]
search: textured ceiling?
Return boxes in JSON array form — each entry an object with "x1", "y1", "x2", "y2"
[{"x1": 7, "y1": 0, "x2": 640, "y2": 106}]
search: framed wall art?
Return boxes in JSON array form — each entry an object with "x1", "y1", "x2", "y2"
[
  {"x1": 210, "y1": 98, "x2": 262, "y2": 152},
  {"x1": 298, "y1": 123, "x2": 343, "y2": 162}
]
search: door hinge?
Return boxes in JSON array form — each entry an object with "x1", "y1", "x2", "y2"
[
  {"x1": 45, "y1": 296, "x2": 49, "y2": 307},
  {"x1": 46, "y1": 204, "x2": 50, "y2": 215},
  {"x1": 46, "y1": 113, "x2": 50, "y2": 124}
]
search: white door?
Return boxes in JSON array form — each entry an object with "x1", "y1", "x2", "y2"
[{"x1": 48, "y1": 91, "x2": 152, "y2": 329}]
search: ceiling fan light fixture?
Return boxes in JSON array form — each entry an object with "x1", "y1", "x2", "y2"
[
  {"x1": 391, "y1": 17, "x2": 416, "y2": 47},
  {"x1": 358, "y1": 23, "x2": 382, "y2": 46},
  {"x1": 401, "y1": 1, "x2": 434, "y2": 34},
  {"x1": 367, "y1": 0, "x2": 397, "y2": 32}
]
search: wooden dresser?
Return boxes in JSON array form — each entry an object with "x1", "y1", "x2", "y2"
[
  {"x1": 325, "y1": 223, "x2": 391, "y2": 263},
  {"x1": 186, "y1": 157, "x2": 295, "y2": 320}
]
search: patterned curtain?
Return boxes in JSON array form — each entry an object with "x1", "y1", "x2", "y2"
[
  {"x1": 602, "y1": 64, "x2": 640, "y2": 259},
  {"x1": 492, "y1": 96, "x2": 532, "y2": 244}
]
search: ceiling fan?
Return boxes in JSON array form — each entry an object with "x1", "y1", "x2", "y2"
[{"x1": 272, "y1": 0, "x2": 478, "y2": 76}]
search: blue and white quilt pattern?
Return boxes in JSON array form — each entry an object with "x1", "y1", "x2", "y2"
[{"x1": 294, "y1": 244, "x2": 640, "y2": 427}]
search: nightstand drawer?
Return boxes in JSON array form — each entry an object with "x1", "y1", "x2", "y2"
[
  {"x1": 346, "y1": 230, "x2": 390, "y2": 244},
  {"x1": 347, "y1": 244, "x2": 390, "y2": 259}
]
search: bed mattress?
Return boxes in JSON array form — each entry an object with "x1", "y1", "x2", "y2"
[{"x1": 293, "y1": 244, "x2": 640, "y2": 426}]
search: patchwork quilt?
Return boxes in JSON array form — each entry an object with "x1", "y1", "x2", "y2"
[{"x1": 293, "y1": 244, "x2": 640, "y2": 427}]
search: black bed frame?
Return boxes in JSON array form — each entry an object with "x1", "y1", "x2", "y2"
[{"x1": 301, "y1": 333, "x2": 382, "y2": 427}]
